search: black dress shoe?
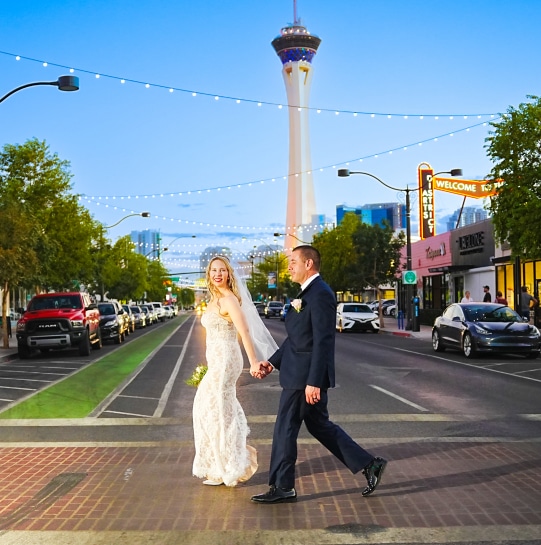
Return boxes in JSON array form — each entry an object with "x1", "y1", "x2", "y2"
[
  {"x1": 361, "y1": 457, "x2": 387, "y2": 497},
  {"x1": 251, "y1": 485, "x2": 297, "y2": 504}
]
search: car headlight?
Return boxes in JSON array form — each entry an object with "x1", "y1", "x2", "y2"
[
  {"x1": 70, "y1": 320, "x2": 84, "y2": 328},
  {"x1": 529, "y1": 326, "x2": 541, "y2": 337},
  {"x1": 473, "y1": 324, "x2": 492, "y2": 335},
  {"x1": 16, "y1": 322, "x2": 26, "y2": 332},
  {"x1": 103, "y1": 319, "x2": 117, "y2": 327}
]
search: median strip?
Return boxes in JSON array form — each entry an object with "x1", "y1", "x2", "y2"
[{"x1": 0, "y1": 317, "x2": 187, "y2": 420}]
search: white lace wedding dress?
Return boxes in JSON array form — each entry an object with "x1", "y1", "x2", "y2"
[{"x1": 192, "y1": 311, "x2": 258, "y2": 486}]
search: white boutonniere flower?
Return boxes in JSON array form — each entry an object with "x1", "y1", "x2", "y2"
[{"x1": 291, "y1": 299, "x2": 304, "y2": 313}]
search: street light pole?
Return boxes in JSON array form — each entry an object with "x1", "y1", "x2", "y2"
[
  {"x1": 0, "y1": 76, "x2": 80, "y2": 104},
  {"x1": 104, "y1": 212, "x2": 150, "y2": 229},
  {"x1": 337, "y1": 168, "x2": 462, "y2": 330}
]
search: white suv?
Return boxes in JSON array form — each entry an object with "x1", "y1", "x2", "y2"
[{"x1": 150, "y1": 302, "x2": 166, "y2": 322}]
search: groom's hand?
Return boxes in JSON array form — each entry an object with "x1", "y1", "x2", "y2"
[
  {"x1": 305, "y1": 385, "x2": 321, "y2": 405},
  {"x1": 250, "y1": 361, "x2": 273, "y2": 379}
]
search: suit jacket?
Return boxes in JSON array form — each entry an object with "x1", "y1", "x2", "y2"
[{"x1": 269, "y1": 276, "x2": 336, "y2": 390}]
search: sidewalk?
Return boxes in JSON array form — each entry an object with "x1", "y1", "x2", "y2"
[
  {"x1": 0, "y1": 325, "x2": 17, "y2": 363},
  {"x1": 378, "y1": 317, "x2": 433, "y2": 341}
]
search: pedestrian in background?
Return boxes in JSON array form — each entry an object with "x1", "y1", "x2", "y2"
[
  {"x1": 461, "y1": 291, "x2": 474, "y2": 303},
  {"x1": 495, "y1": 291, "x2": 508, "y2": 305},
  {"x1": 483, "y1": 286, "x2": 492, "y2": 302},
  {"x1": 520, "y1": 286, "x2": 537, "y2": 321}
]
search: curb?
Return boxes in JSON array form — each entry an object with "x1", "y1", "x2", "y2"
[{"x1": 0, "y1": 351, "x2": 18, "y2": 363}]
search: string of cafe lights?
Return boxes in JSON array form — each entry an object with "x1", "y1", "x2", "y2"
[
  {"x1": 2, "y1": 50, "x2": 500, "y2": 119},
  {"x1": 83, "y1": 117, "x2": 495, "y2": 201},
  {"x1": 82, "y1": 197, "x2": 331, "y2": 234}
]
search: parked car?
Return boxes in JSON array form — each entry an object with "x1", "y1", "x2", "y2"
[
  {"x1": 280, "y1": 303, "x2": 291, "y2": 321},
  {"x1": 385, "y1": 303, "x2": 397, "y2": 317},
  {"x1": 141, "y1": 304, "x2": 158, "y2": 324},
  {"x1": 16, "y1": 292, "x2": 101, "y2": 358},
  {"x1": 130, "y1": 305, "x2": 147, "y2": 328},
  {"x1": 97, "y1": 302, "x2": 128, "y2": 344},
  {"x1": 381, "y1": 299, "x2": 396, "y2": 315},
  {"x1": 264, "y1": 301, "x2": 284, "y2": 319},
  {"x1": 140, "y1": 305, "x2": 154, "y2": 325},
  {"x1": 162, "y1": 305, "x2": 174, "y2": 319},
  {"x1": 254, "y1": 303, "x2": 266, "y2": 316},
  {"x1": 336, "y1": 302, "x2": 380, "y2": 333},
  {"x1": 122, "y1": 305, "x2": 136, "y2": 333},
  {"x1": 149, "y1": 302, "x2": 166, "y2": 322},
  {"x1": 432, "y1": 302, "x2": 541, "y2": 359}
]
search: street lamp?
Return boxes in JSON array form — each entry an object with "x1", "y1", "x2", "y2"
[
  {"x1": 0, "y1": 76, "x2": 80, "y2": 104},
  {"x1": 242, "y1": 237, "x2": 281, "y2": 298},
  {"x1": 104, "y1": 212, "x2": 150, "y2": 229},
  {"x1": 273, "y1": 232, "x2": 311, "y2": 245},
  {"x1": 337, "y1": 168, "x2": 462, "y2": 330}
]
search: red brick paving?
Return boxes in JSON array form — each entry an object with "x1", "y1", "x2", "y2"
[{"x1": 0, "y1": 440, "x2": 540, "y2": 533}]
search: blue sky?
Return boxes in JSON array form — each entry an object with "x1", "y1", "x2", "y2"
[{"x1": 2, "y1": 0, "x2": 540, "y2": 273}]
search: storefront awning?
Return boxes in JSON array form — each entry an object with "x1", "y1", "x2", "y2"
[{"x1": 428, "y1": 265, "x2": 474, "y2": 273}]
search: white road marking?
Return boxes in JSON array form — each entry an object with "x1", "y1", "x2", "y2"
[
  {"x1": 369, "y1": 385, "x2": 429, "y2": 412},
  {"x1": 393, "y1": 347, "x2": 541, "y2": 383}
]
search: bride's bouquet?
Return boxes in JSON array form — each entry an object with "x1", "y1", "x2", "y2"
[{"x1": 185, "y1": 364, "x2": 208, "y2": 387}]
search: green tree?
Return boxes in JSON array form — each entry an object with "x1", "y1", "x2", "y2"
[
  {"x1": 313, "y1": 213, "x2": 405, "y2": 296},
  {"x1": 0, "y1": 198, "x2": 40, "y2": 346},
  {"x1": 313, "y1": 213, "x2": 360, "y2": 292},
  {"x1": 178, "y1": 287, "x2": 195, "y2": 309},
  {"x1": 486, "y1": 96, "x2": 541, "y2": 259},
  {"x1": 146, "y1": 260, "x2": 170, "y2": 302},
  {"x1": 105, "y1": 236, "x2": 149, "y2": 301},
  {"x1": 0, "y1": 139, "x2": 98, "y2": 292}
]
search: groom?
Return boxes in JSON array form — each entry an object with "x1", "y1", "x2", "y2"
[{"x1": 251, "y1": 245, "x2": 387, "y2": 504}]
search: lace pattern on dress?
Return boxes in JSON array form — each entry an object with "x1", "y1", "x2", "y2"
[{"x1": 192, "y1": 311, "x2": 258, "y2": 486}]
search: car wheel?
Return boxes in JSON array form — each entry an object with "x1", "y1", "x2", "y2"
[
  {"x1": 115, "y1": 331, "x2": 122, "y2": 344},
  {"x1": 338, "y1": 320, "x2": 344, "y2": 333},
  {"x1": 390, "y1": 308, "x2": 396, "y2": 317},
  {"x1": 93, "y1": 330, "x2": 103, "y2": 350},
  {"x1": 18, "y1": 344, "x2": 31, "y2": 360},
  {"x1": 462, "y1": 332, "x2": 476, "y2": 358},
  {"x1": 525, "y1": 352, "x2": 539, "y2": 359},
  {"x1": 432, "y1": 329, "x2": 445, "y2": 352},
  {"x1": 78, "y1": 331, "x2": 92, "y2": 356}
]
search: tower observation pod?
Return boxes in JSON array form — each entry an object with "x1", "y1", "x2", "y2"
[{"x1": 272, "y1": 15, "x2": 321, "y2": 248}]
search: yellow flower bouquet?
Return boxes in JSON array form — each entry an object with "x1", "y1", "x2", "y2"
[{"x1": 185, "y1": 364, "x2": 208, "y2": 387}]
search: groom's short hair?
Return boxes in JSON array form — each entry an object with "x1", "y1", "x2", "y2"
[{"x1": 293, "y1": 245, "x2": 320, "y2": 271}]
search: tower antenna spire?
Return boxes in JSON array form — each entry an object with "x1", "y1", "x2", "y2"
[{"x1": 293, "y1": 0, "x2": 299, "y2": 25}]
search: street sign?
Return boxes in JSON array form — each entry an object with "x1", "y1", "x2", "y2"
[
  {"x1": 403, "y1": 270, "x2": 417, "y2": 285},
  {"x1": 170, "y1": 277, "x2": 179, "y2": 282}
]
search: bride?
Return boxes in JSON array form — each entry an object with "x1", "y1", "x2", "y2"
[{"x1": 192, "y1": 255, "x2": 277, "y2": 486}]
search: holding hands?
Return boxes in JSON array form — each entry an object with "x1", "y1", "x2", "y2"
[{"x1": 250, "y1": 361, "x2": 273, "y2": 379}]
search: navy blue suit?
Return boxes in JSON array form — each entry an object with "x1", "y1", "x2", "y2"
[{"x1": 267, "y1": 276, "x2": 374, "y2": 489}]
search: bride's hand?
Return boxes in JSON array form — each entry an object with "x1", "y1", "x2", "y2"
[{"x1": 250, "y1": 361, "x2": 270, "y2": 379}]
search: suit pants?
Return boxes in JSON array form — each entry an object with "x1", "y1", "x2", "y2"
[{"x1": 268, "y1": 388, "x2": 375, "y2": 489}]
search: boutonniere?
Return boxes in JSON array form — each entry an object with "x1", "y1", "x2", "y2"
[{"x1": 291, "y1": 299, "x2": 304, "y2": 313}]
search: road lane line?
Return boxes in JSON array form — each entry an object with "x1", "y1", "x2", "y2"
[
  {"x1": 393, "y1": 347, "x2": 541, "y2": 384},
  {"x1": 369, "y1": 385, "x2": 429, "y2": 412},
  {"x1": 153, "y1": 318, "x2": 196, "y2": 417}
]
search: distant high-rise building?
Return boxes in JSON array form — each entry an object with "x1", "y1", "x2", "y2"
[
  {"x1": 337, "y1": 203, "x2": 407, "y2": 230},
  {"x1": 131, "y1": 230, "x2": 161, "y2": 259},
  {"x1": 200, "y1": 247, "x2": 232, "y2": 274},
  {"x1": 272, "y1": 8, "x2": 321, "y2": 248},
  {"x1": 446, "y1": 206, "x2": 488, "y2": 231}
]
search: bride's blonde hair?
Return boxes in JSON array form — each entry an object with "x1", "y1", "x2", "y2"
[{"x1": 206, "y1": 255, "x2": 242, "y2": 305}]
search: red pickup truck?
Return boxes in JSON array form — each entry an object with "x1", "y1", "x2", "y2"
[{"x1": 16, "y1": 292, "x2": 102, "y2": 359}]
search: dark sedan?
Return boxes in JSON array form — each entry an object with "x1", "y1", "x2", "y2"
[
  {"x1": 97, "y1": 303, "x2": 126, "y2": 344},
  {"x1": 432, "y1": 302, "x2": 541, "y2": 359}
]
